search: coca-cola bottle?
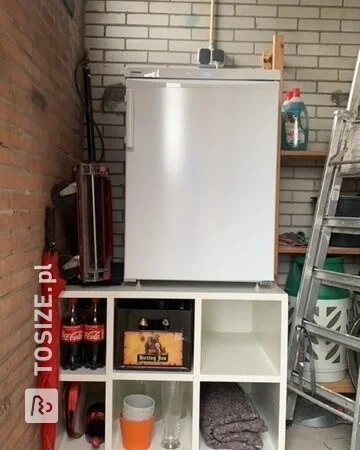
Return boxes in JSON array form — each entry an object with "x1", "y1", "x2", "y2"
[
  {"x1": 61, "y1": 299, "x2": 83, "y2": 370},
  {"x1": 77, "y1": 298, "x2": 92, "y2": 323},
  {"x1": 85, "y1": 402, "x2": 105, "y2": 448},
  {"x1": 83, "y1": 299, "x2": 106, "y2": 370}
]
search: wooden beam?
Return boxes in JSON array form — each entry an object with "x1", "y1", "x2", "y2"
[
  {"x1": 261, "y1": 35, "x2": 284, "y2": 71},
  {"x1": 262, "y1": 50, "x2": 273, "y2": 70},
  {"x1": 272, "y1": 35, "x2": 284, "y2": 71},
  {"x1": 262, "y1": 34, "x2": 285, "y2": 282}
]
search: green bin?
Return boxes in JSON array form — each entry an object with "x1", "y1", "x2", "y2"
[
  {"x1": 285, "y1": 256, "x2": 350, "y2": 382},
  {"x1": 285, "y1": 256, "x2": 349, "y2": 300}
]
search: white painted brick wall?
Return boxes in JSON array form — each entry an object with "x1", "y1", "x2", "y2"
[
  {"x1": 150, "y1": 2, "x2": 191, "y2": 13},
  {"x1": 106, "y1": 26, "x2": 148, "y2": 37},
  {"x1": 278, "y1": 6, "x2": 320, "y2": 17},
  {"x1": 86, "y1": 24, "x2": 105, "y2": 36},
  {"x1": 128, "y1": 13, "x2": 169, "y2": 25},
  {"x1": 87, "y1": 37, "x2": 125, "y2": 49},
  {"x1": 86, "y1": 12, "x2": 125, "y2": 24},
  {"x1": 84, "y1": 1, "x2": 360, "y2": 280},
  {"x1": 106, "y1": 1, "x2": 149, "y2": 12}
]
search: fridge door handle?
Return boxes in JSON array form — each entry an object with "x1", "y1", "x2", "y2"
[{"x1": 125, "y1": 88, "x2": 134, "y2": 150}]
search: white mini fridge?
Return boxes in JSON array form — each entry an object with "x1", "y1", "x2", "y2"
[{"x1": 124, "y1": 67, "x2": 281, "y2": 283}]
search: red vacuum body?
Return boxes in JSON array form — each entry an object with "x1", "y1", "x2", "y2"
[
  {"x1": 52, "y1": 58, "x2": 113, "y2": 284},
  {"x1": 76, "y1": 163, "x2": 112, "y2": 283}
]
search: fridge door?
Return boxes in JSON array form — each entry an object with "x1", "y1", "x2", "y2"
[{"x1": 124, "y1": 78, "x2": 280, "y2": 282}]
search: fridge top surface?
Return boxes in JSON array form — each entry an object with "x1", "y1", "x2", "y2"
[{"x1": 124, "y1": 65, "x2": 281, "y2": 81}]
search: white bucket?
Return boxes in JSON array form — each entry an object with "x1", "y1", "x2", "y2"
[
  {"x1": 289, "y1": 295, "x2": 351, "y2": 383},
  {"x1": 122, "y1": 394, "x2": 155, "y2": 422}
]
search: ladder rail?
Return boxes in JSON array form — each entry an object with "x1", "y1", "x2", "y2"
[
  {"x1": 287, "y1": 113, "x2": 349, "y2": 376},
  {"x1": 347, "y1": 50, "x2": 360, "y2": 115},
  {"x1": 286, "y1": 52, "x2": 360, "y2": 444},
  {"x1": 287, "y1": 112, "x2": 356, "y2": 371},
  {"x1": 290, "y1": 373, "x2": 356, "y2": 414},
  {"x1": 303, "y1": 320, "x2": 360, "y2": 352},
  {"x1": 314, "y1": 269, "x2": 360, "y2": 291},
  {"x1": 288, "y1": 384, "x2": 354, "y2": 423},
  {"x1": 346, "y1": 54, "x2": 360, "y2": 450},
  {"x1": 327, "y1": 110, "x2": 355, "y2": 165},
  {"x1": 286, "y1": 126, "x2": 355, "y2": 420},
  {"x1": 350, "y1": 368, "x2": 360, "y2": 450},
  {"x1": 323, "y1": 217, "x2": 360, "y2": 234}
]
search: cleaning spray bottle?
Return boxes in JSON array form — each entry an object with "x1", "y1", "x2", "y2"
[
  {"x1": 282, "y1": 90, "x2": 293, "y2": 114},
  {"x1": 281, "y1": 91, "x2": 294, "y2": 150},
  {"x1": 282, "y1": 88, "x2": 309, "y2": 150}
]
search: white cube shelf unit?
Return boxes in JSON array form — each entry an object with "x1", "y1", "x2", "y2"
[{"x1": 56, "y1": 282, "x2": 288, "y2": 450}]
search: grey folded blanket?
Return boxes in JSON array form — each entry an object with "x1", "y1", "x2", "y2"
[{"x1": 200, "y1": 383, "x2": 268, "y2": 450}]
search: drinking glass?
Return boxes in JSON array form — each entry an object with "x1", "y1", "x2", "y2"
[{"x1": 161, "y1": 381, "x2": 183, "y2": 449}]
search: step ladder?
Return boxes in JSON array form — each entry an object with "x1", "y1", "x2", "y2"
[{"x1": 287, "y1": 50, "x2": 360, "y2": 450}]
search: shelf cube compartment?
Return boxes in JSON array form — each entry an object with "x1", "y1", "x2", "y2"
[
  {"x1": 59, "y1": 297, "x2": 108, "y2": 378},
  {"x1": 113, "y1": 298, "x2": 194, "y2": 372},
  {"x1": 112, "y1": 380, "x2": 193, "y2": 450},
  {"x1": 56, "y1": 381, "x2": 106, "y2": 450},
  {"x1": 200, "y1": 299, "x2": 284, "y2": 381},
  {"x1": 199, "y1": 382, "x2": 284, "y2": 450}
]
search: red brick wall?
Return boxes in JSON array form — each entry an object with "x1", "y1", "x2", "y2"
[{"x1": 0, "y1": 1, "x2": 84, "y2": 448}]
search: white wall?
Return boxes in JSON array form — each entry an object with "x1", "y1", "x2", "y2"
[{"x1": 84, "y1": 0, "x2": 360, "y2": 282}]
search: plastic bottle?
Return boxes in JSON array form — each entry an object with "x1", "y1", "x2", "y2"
[
  {"x1": 83, "y1": 299, "x2": 106, "y2": 370},
  {"x1": 281, "y1": 90, "x2": 293, "y2": 113},
  {"x1": 60, "y1": 299, "x2": 84, "y2": 371},
  {"x1": 85, "y1": 402, "x2": 105, "y2": 448},
  {"x1": 282, "y1": 88, "x2": 309, "y2": 150},
  {"x1": 281, "y1": 91, "x2": 293, "y2": 150}
]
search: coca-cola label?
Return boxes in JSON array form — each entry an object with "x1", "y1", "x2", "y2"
[
  {"x1": 84, "y1": 325, "x2": 105, "y2": 343},
  {"x1": 61, "y1": 325, "x2": 83, "y2": 343}
]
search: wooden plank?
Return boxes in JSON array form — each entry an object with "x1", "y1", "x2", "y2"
[
  {"x1": 262, "y1": 51, "x2": 272, "y2": 70},
  {"x1": 272, "y1": 34, "x2": 284, "y2": 72},
  {"x1": 321, "y1": 376, "x2": 355, "y2": 394},
  {"x1": 270, "y1": 35, "x2": 284, "y2": 283},
  {"x1": 278, "y1": 246, "x2": 307, "y2": 254},
  {"x1": 281, "y1": 150, "x2": 327, "y2": 158},
  {"x1": 261, "y1": 34, "x2": 285, "y2": 282},
  {"x1": 278, "y1": 246, "x2": 360, "y2": 255}
]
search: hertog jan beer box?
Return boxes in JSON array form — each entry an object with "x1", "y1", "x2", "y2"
[{"x1": 114, "y1": 299, "x2": 194, "y2": 371}]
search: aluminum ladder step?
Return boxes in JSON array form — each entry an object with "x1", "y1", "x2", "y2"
[
  {"x1": 289, "y1": 373, "x2": 356, "y2": 416},
  {"x1": 288, "y1": 377, "x2": 355, "y2": 422},
  {"x1": 287, "y1": 52, "x2": 360, "y2": 450},
  {"x1": 303, "y1": 319, "x2": 360, "y2": 352},
  {"x1": 323, "y1": 216, "x2": 360, "y2": 235},
  {"x1": 313, "y1": 268, "x2": 360, "y2": 291}
]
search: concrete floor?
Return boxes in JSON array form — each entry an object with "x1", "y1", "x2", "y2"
[{"x1": 286, "y1": 424, "x2": 352, "y2": 450}]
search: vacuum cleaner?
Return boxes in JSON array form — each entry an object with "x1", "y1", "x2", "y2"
[{"x1": 51, "y1": 54, "x2": 113, "y2": 283}]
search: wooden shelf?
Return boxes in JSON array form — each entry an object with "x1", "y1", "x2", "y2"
[
  {"x1": 281, "y1": 150, "x2": 327, "y2": 158},
  {"x1": 278, "y1": 246, "x2": 360, "y2": 255},
  {"x1": 321, "y1": 375, "x2": 355, "y2": 394}
]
